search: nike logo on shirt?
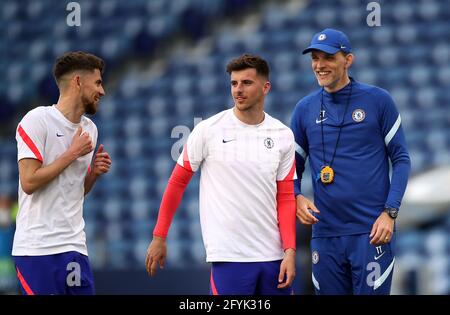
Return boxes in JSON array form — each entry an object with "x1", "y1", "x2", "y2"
[
  {"x1": 315, "y1": 118, "x2": 328, "y2": 124},
  {"x1": 56, "y1": 133, "x2": 64, "y2": 137},
  {"x1": 222, "y1": 139, "x2": 236, "y2": 143}
]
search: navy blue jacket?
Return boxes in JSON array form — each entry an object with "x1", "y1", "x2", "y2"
[{"x1": 291, "y1": 78, "x2": 411, "y2": 237}]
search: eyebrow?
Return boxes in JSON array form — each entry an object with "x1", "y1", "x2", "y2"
[{"x1": 230, "y1": 79, "x2": 254, "y2": 83}]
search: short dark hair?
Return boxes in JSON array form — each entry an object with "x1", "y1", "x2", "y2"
[
  {"x1": 53, "y1": 51, "x2": 105, "y2": 85},
  {"x1": 226, "y1": 54, "x2": 269, "y2": 79}
]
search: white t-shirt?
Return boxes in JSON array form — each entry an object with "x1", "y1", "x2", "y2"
[
  {"x1": 177, "y1": 109, "x2": 296, "y2": 262},
  {"x1": 13, "y1": 105, "x2": 97, "y2": 256}
]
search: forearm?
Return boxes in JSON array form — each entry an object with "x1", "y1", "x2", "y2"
[
  {"x1": 386, "y1": 159, "x2": 411, "y2": 209},
  {"x1": 20, "y1": 150, "x2": 78, "y2": 194},
  {"x1": 84, "y1": 171, "x2": 98, "y2": 196},
  {"x1": 277, "y1": 180, "x2": 296, "y2": 250},
  {"x1": 386, "y1": 138, "x2": 411, "y2": 209},
  {"x1": 153, "y1": 164, "x2": 194, "y2": 238}
]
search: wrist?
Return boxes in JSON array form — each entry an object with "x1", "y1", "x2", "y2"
[
  {"x1": 284, "y1": 248, "x2": 296, "y2": 255},
  {"x1": 153, "y1": 235, "x2": 167, "y2": 242},
  {"x1": 66, "y1": 147, "x2": 80, "y2": 160},
  {"x1": 61, "y1": 148, "x2": 79, "y2": 164},
  {"x1": 383, "y1": 207, "x2": 398, "y2": 220}
]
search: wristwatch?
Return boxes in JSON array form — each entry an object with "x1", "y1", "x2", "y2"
[{"x1": 384, "y1": 207, "x2": 398, "y2": 219}]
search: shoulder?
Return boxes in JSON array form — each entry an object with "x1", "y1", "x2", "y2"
[
  {"x1": 19, "y1": 106, "x2": 49, "y2": 127},
  {"x1": 265, "y1": 114, "x2": 294, "y2": 140},
  {"x1": 293, "y1": 89, "x2": 321, "y2": 115},
  {"x1": 81, "y1": 115, "x2": 97, "y2": 130},
  {"x1": 192, "y1": 109, "x2": 230, "y2": 132},
  {"x1": 356, "y1": 81, "x2": 394, "y2": 103},
  {"x1": 22, "y1": 106, "x2": 48, "y2": 120}
]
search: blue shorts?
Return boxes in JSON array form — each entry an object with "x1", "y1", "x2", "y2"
[
  {"x1": 310, "y1": 233, "x2": 396, "y2": 295},
  {"x1": 13, "y1": 251, "x2": 95, "y2": 295},
  {"x1": 210, "y1": 260, "x2": 293, "y2": 295}
]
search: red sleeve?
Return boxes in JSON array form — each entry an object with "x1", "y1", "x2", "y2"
[
  {"x1": 277, "y1": 179, "x2": 296, "y2": 251},
  {"x1": 152, "y1": 164, "x2": 194, "y2": 238}
]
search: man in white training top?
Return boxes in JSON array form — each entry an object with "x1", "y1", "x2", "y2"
[{"x1": 13, "y1": 51, "x2": 112, "y2": 295}]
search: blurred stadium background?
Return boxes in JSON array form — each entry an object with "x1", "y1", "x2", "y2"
[{"x1": 0, "y1": 0, "x2": 449, "y2": 294}]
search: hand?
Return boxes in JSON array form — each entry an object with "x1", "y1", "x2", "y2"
[
  {"x1": 92, "y1": 144, "x2": 112, "y2": 176},
  {"x1": 70, "y1": 127, "x2": 94, "y2": 158},
  {"x1": 278, "y1": 248, "x2": 296, "y2": 289},
  {"x1": 370, "y1": 212, "x2": 394, "y2": 245},
  {"x1": 145, "y1": 236, "x2": 167, "y2": 277},
  {"x1": 296, "y1": 194, "x2": 320, "y2": 225}
]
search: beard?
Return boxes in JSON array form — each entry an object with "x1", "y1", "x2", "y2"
[{"x1": 82, "y1": 95, "x2": 97, "y2": 115}]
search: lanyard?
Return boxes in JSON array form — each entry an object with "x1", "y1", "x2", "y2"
[{"x1": 320, "y1": 81, "x2": 353, "y2": 168}]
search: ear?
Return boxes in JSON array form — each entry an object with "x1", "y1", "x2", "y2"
[
  {"x1": 263, "y1": 81, "x2": 271, "y2": 95},
  {"x1": 75, "y1": 75, "x2": 82, "y2": 87},
  {"x1": 69, "y1": 74, "x2": 82, "y2": 91},
  {"x1": 345, "y1": 53, "x2": 354, "y2": 69}
]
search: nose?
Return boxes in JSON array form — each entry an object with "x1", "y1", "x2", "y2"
[
  {"x1": 234, "y1": 82, "x2": 244, "y2": 93},
  {"x1": 315, "y1": 58, "x2": 326, "y2": 70},
  {"x1": 99, "y1": 86, "x2": 106, "y2": 97}
]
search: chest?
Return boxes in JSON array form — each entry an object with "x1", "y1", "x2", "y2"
[
  {"x1": 305, "y1": 100, "x2": 382, "y2": 150},
  {"x1": 43, "y1": 119, "x2": 94, "y2": 171},
  {"x1": 206, "y1": 127, "x2": 283, "y2": 169}
]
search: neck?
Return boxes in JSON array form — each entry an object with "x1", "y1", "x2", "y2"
[
  {"x1": 324, "y1": 76, "x2": 351, "y2": 93},
  {"x1": 233, "y1": 105, "x2": 265, "y2": 125},
  {"x1": 55, "y1": 94, "x2": 84, "y2": 124}
]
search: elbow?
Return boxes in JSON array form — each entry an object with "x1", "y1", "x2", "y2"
[
  {"x1": 20, "y1": 180, "x2": 36, "y2": 195},
  {"x1": 403, "y1": 155, "x2": 412, "y2": 173}
]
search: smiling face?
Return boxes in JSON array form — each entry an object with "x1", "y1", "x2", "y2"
[
  {"x1": 311, "y1": 50, "x2": 353, "y2": 93},
  {"x1": 79, "y1": 69, "x2": 105, "y2": 115},
  {"x1": 230, "y1": 68, "x2": 270, "y2": 113}
]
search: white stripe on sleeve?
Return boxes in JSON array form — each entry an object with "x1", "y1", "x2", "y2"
[
  {"x1": 295, "y1": 142, "x2": 307, "y2": 160},
  {"x1": 384, "y1": 115, "x2": 401, "y2": 146}
]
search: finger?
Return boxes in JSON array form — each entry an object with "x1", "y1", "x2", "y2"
[
  {"x1": 386, "y1": 231, "x2": 393, "y2": 242},
  {"x1": 95, "y1": 152, "x2": 110, "y2": 159},
  {"x1": 305, "y1": 209, "x2": 319, "y2": 223},
  {"x1": 101, "y1": 166, "x2": 110, "y2": 173},
  {"x1": 369, "y1": 225, "x2": 379, "y2": 244},
  {"x1": 95, "y1": 162, "x2": 111, "y2": 169},
  {"x1": 96, "y1": 167, "x2": 109, "y2": 174},
  {"x1": 75, "y1": 127, "x2": 82, "y2": 136},
  {"x1": 380, "y1": 231, "x2": 390, "y2": 244},
  {"x1": 298, "y1": 208, "x2": 316, "y2": 224},
  {"x1": 370, "y1": 227, "x2": 382, "y2": 245},
  {"x1": 296, "y1": 213, "x2": 306, "y2": 224},
  {"x1": 297, "y1": 213, "x2": 314, "y2": 225},
  {"x1": 277, "y1": 276, "x2": 291, "y2": 289},
  {"x1": 303, "y1": 216, "x2": 315, "y2": 224},
  {"x1": 145, "y1": 254, "x2": 152, "y2": 274},
  {"x1": 277, "y1": 281, "x2": 288, "y2": 289},
  {"x1": 309, "y1": 202, "x2": 320, "y2": 214},
  {"x1": 278, "y1": 265, "x2": 286, "y2": 283},
  {"x1": 150, "y1": 260, "x2": 159, "y2": 277},
  {"x1": 286, "y1": 272, "x2": 295, "y2": 287},
  {"x1": 97, "y1": 144, "x2": 104, "y2": 154},
  {"x1": 296, "y1": 211, "x2": 308, "y2": 224},
  {"x1": 159, "y1": 257, "x2": 165, "y2": 269},
  {"x1": 370, "y1": 221, "x2": 377, "y2": 238},
  {"x1": 96, "y1": 156, "x2": 112, "y2": 164},
  {"x1": 97, "y1": 164, "x2": 110, "y2": 170},
  {"x1": 277, "y1": 273, "x2": 287, "y2": 289}
]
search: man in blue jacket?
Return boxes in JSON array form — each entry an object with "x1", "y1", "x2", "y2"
[{"x1": 291, "y1": 28, "x2": 411, "y2": 295}]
